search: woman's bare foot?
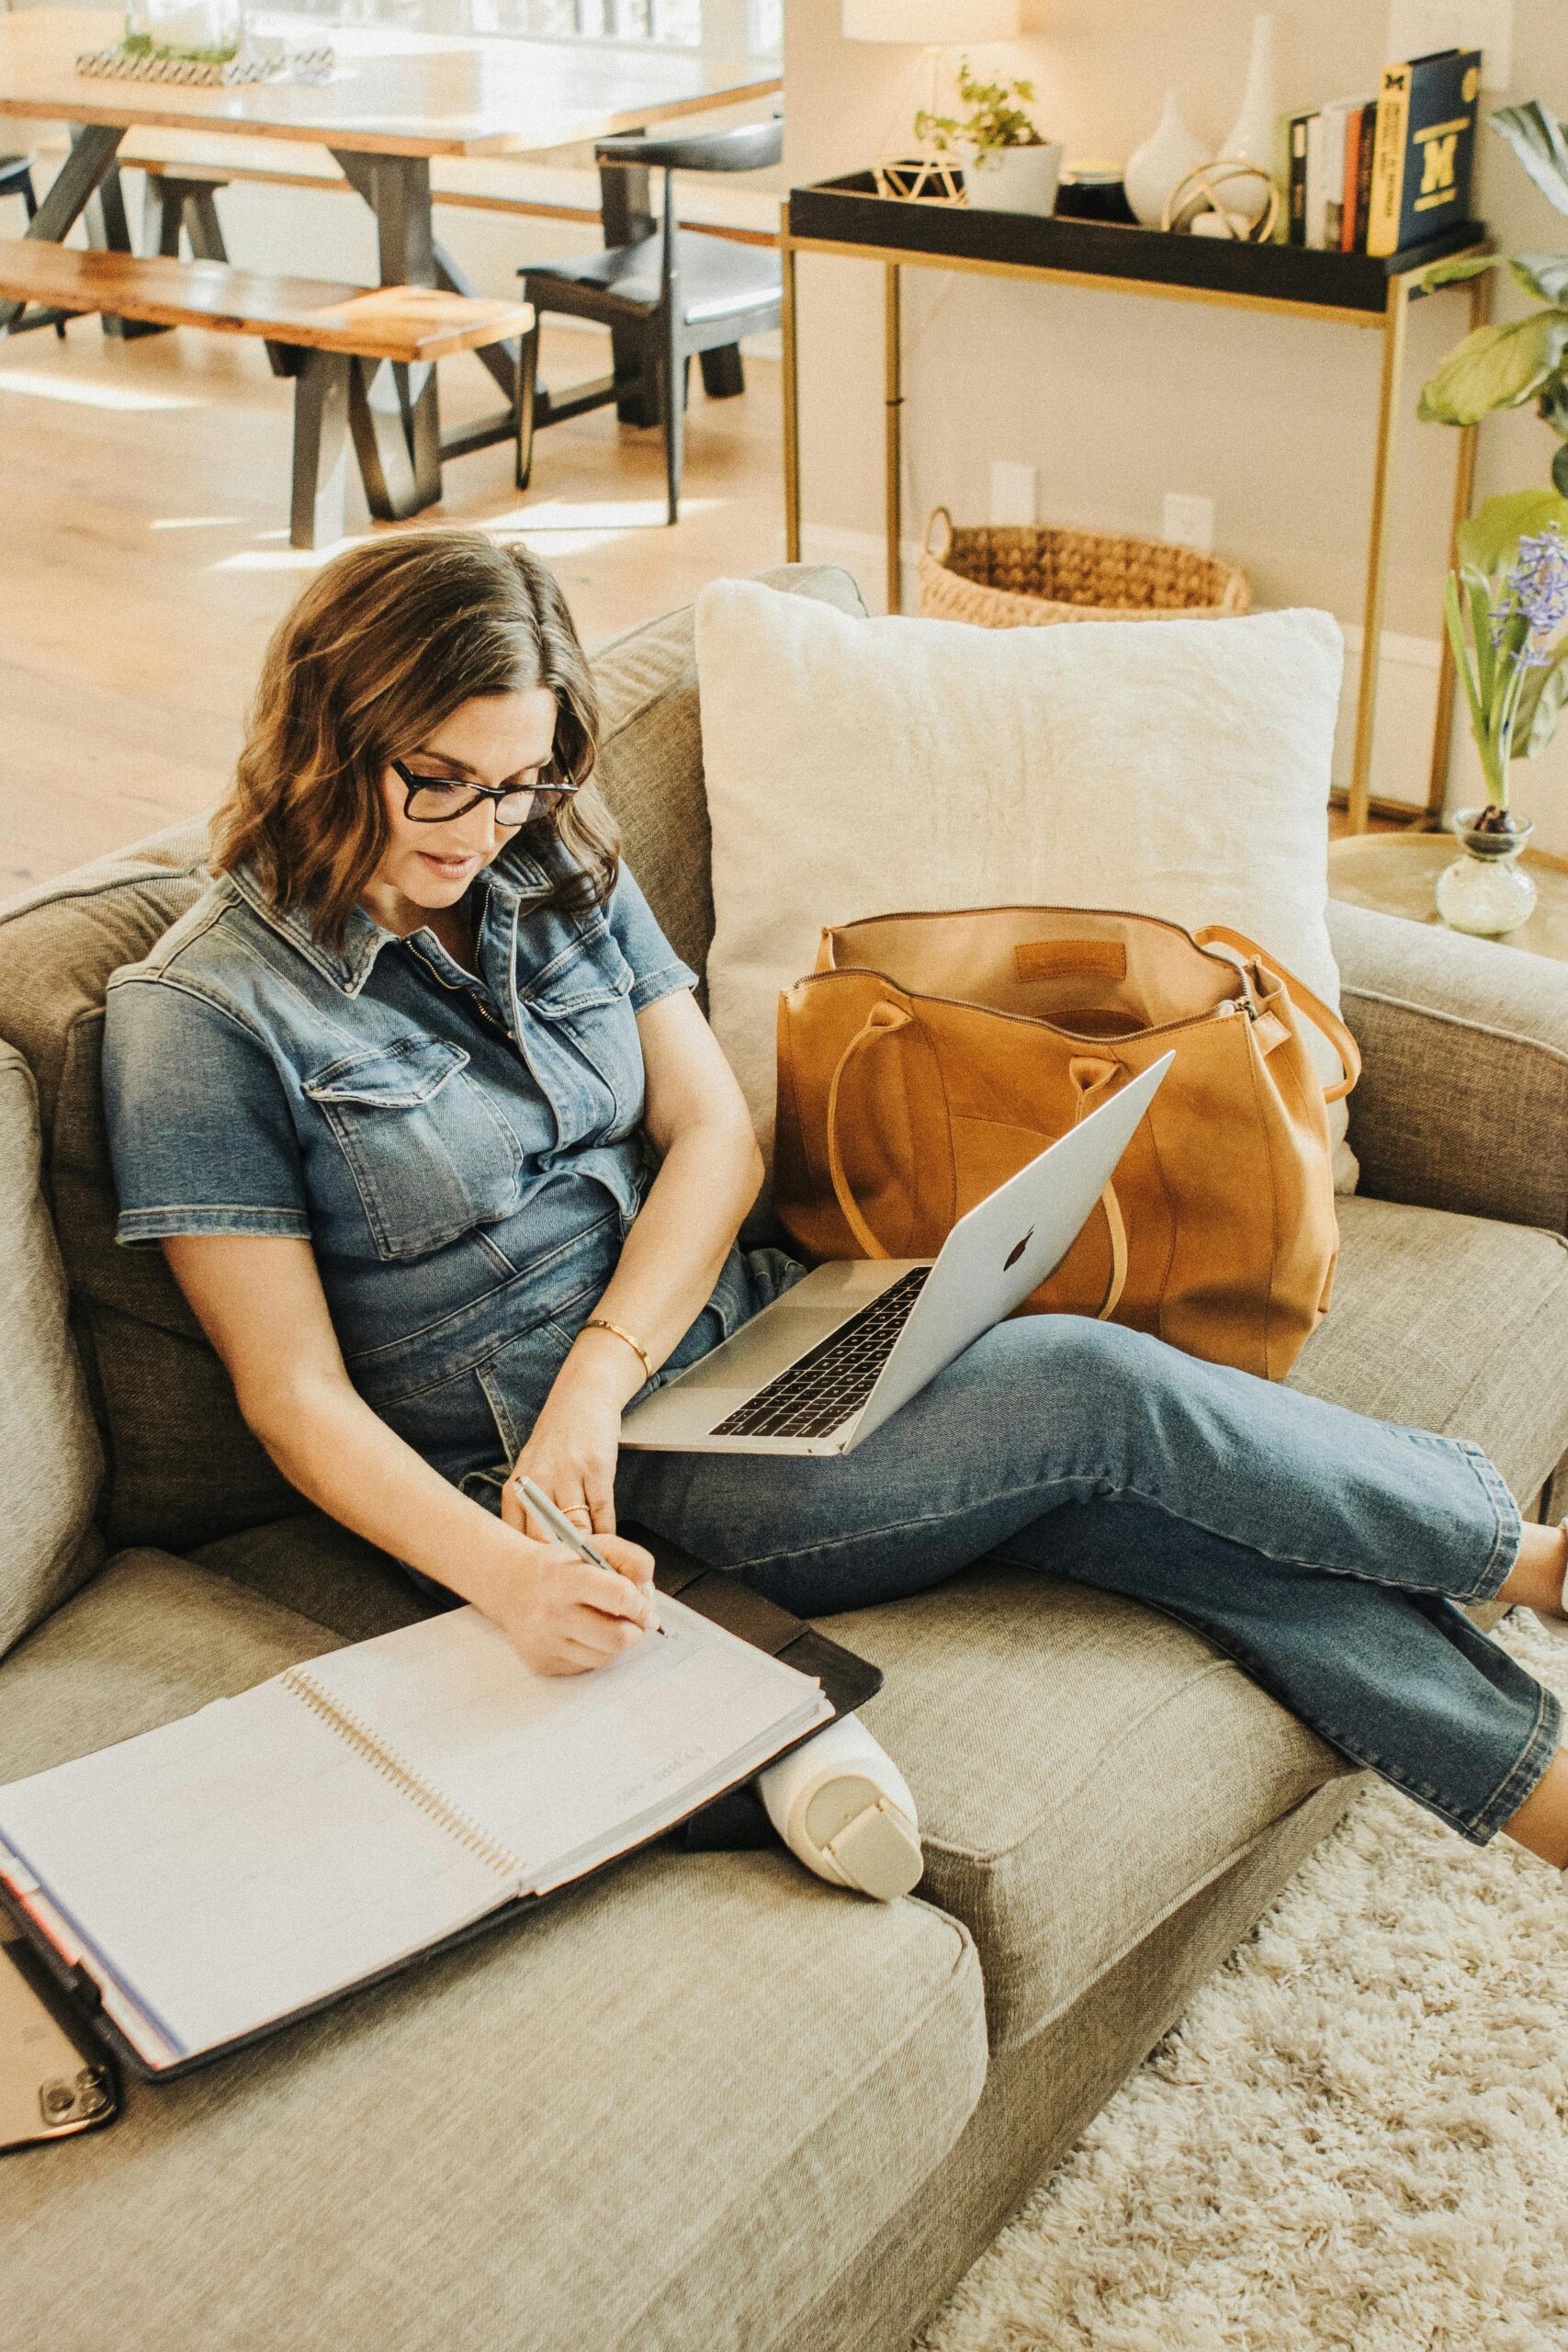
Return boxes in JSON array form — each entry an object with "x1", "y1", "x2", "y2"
[
  {"x1": 1495, "y1": 1521, "x2": 1568, "y2": 1621},
  {"x1": 1502, "y1": 1745, "x2": 1568, "y2": 1867}
]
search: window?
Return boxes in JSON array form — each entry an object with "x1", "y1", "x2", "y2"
[
  {"x1": 308, "y1": 0, "x2": 709, "y2": 40},
  {"x1": 747, "y1": 0, "x2": 782, "y2": 54}
]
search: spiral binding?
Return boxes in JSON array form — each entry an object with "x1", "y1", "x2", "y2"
[{"x1": 280, "y1": 1668, "x2": 526, "y2": 1887}]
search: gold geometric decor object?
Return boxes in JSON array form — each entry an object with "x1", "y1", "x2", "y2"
[
  {"x1": 1162, "y1": 158, "x2": 1282, "y2": 243},
  {"x1": 874, "y1": 153, "x2": 966, "y2": 205}
]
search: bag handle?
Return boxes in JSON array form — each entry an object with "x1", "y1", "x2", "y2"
[
  {"x1": 1068, "y1": 1057, "x2": 1130, "y2": 1323},
  {"x1": 825, "y1": 1008, "x2": 1128, "y2": 1320},
  {"x1": 825, "y1": 1002, "x2": 955, "y2": 1261},
  {"x1": 924, "y1": 506, "x2": 954, "y2": 562},
  {"x1": 1192, "y1": 922, "x2": 1362, "y2": 1105}
]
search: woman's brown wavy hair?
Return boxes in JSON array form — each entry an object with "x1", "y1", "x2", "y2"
[{"x1": 213, "y1": 530, "x2": 617, "y2": 946}]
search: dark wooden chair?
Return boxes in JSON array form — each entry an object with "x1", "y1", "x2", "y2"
[
  {"x1": 1, "y1": 154, "x2": 66, "y2": 339},
  {"x1": 0, "y1": 153, "x2": 40, "y2": 220},
  {"x1": 516, "y1": 117, "x2": 783, "y2": 525}
]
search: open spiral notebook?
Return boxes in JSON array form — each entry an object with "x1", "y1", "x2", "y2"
[{"x1": 0, "y1": 1584, "x2": 839, "y2": 2077}]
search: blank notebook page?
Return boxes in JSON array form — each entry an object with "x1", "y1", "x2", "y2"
[
  {"x1": 301, "y1": 1599, "x2": 829, "y2": 1891},
  {"x1": 0, "y1": 1679, "x2": 514, "y2": 2060}
]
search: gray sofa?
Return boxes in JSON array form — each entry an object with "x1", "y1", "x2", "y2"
[{"x1": 5, "y1": 564, "x2": 1568, "y2": 2352}]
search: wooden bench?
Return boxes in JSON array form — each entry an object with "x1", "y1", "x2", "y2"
[
  {"x1": 0, "y1": 243, "x2": 533, "y2": 547},
  {"x1": 126, "y1": 150, "x2": 778, "y2": 248}
]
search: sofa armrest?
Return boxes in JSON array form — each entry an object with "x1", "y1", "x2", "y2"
[{"x1": 1328, "y1": 897, "x2": 1568, "y2": 1229}]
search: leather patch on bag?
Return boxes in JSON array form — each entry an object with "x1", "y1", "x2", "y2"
[{"x1": 1014, "y1": 940, "x2": 1127, "y2": 983}]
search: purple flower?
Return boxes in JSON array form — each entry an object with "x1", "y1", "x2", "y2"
[
  {"x1": 1514, "y1": 524, "x2": 1568, "y2": 631},
  {"x1": 1492, "y1": 522, "x2": 1568, "y2": 664}
]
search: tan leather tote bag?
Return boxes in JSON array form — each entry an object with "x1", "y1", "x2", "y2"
[{"x1": 773, "y1": 905, "x2": 1360, "y2": 1382}]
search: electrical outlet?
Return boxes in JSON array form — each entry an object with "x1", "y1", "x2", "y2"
[
  {"x1": 988, "y1": 461, "x2": 1038, "y2": 527},
  {"x1": 1162, "y1": 492, "x2": 1215, "y2": 555}
]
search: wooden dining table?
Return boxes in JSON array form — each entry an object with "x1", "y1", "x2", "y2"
[{"x1": 0, "y1": 6, "x2": 781, "y2": 505}]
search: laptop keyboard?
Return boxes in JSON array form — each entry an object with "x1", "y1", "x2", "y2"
[{"x1": 711, "y1": 1269, "x2": 931, "y2": 1441}]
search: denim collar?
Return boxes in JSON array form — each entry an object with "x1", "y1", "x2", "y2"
[{"x1": 229, "y1": 847, "x2": 555, "y2": 1000}]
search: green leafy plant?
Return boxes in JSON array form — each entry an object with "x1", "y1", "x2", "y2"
[
  {"x1": 1418, "y1": 102, "x2": 1568, "y2": 494},
  {"x1": 915, "y1": 59, "x2": 1045, "y2": 157},
  {"x1": 1444, "y1": 492, "x2": 1568, "y2": 816}
]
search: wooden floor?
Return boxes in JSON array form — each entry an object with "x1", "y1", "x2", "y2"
[
  {"x1": 2, "y1": 316, "x2": 1398, "y2": 903},
  {"x1": 0, "y1": 317, "x2": 786, "y2": 899}
]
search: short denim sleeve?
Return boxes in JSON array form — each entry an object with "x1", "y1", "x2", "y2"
[
  {"x1": 605, "y1": 864, "x2": 697, "y2": 1012},
  {"x1": 103, "y1": 977, "x2": 311, "y2": 1247}
]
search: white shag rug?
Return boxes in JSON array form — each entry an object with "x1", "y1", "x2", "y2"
[{"x1": 919, "y1": 1611, "x2": 1568, "y2": 2352}]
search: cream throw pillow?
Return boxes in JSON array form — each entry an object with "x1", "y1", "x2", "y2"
[{"x1": 694, "y1": 582, "x2": 1357, "y2": 1192}]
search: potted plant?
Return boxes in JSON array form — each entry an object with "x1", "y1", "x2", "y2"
[
  {"x1": 1417, "y1": 103, "x2": 1568, "y2": 493},
  {"x1": 916, "y1": 59, "x2": 1064, "y2": 217},
  {"x1": 1436, "y1": 493, "x2": 1568, "y2": 933},
  {"x1": 1416, "y1": 101, "x2": 1568, "y2": 932}
]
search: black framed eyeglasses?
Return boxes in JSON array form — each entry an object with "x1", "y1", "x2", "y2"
[{"x1": 391, "y1": 759, "x2": 579, "y2": 828}]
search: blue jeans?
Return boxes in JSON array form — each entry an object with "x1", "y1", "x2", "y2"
[{"x1": 616, "y1": 1314, "x2": 1562, "y2": 1847}]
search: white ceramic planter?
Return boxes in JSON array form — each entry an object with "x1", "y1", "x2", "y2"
[{"x1": 968, "y1": 141, "x2": 1065, "y2": 216}]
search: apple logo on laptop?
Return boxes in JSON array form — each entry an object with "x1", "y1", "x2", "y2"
[{"x1": 1005, "y1": 1230, "x2": 1033, "y2": 1271}]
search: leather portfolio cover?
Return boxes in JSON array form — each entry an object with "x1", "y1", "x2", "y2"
[{"x1": 0, "y1": 1532, "x2": 882, "y2": 2082}]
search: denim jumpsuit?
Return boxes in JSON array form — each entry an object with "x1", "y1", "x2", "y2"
[{"x1": 102, "y1": 842, "x2": 1562, "y2": 1849}]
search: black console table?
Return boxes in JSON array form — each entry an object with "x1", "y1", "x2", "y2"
[{"x1": 780, "y1": 174, "x2": 1490, "y2": 830}]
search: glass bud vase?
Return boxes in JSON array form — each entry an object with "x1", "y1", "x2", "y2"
[
  {"x1": 1434, "y1": 807, "x2": 1537, "y2": 938},
  {"x1": 125, "y1": 0, "x2": 243, "y2": 60}
]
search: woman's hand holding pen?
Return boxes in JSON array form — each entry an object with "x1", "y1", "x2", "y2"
[
  {"x1": 499, "y1": 1341, "x2": 657, "y2": 1674},
  {"x1": 486, "y1": 1521, "x2": 658, "y2": 1677}
]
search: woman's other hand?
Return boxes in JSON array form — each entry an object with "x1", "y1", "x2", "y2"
[{"x1": 490, "y1": 1524, "x2": 658, "y2": 1676}]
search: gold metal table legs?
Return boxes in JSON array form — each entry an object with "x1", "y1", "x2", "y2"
[{"x1": 885, "y1": 262, "x2": 903, "y2": 616}]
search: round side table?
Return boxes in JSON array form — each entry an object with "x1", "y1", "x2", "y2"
[{"x1": 1328, "y1": 832, "x2": 1568, "y2": 963}]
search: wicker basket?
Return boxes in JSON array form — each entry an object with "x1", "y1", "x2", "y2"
[{"x1": 917, "y1": 507, "x2": 1250, "y2": 628}]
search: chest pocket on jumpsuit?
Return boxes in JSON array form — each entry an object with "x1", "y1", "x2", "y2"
[
  {"x1": 518, "y1": 928, "x2": 645, "y2": 1144},
  {"x1": 304, "y1": 1035, "x2": 524, "y2": 1261}
]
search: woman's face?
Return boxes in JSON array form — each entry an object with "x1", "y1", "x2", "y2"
[{"x1": 364, "y1": 686, "x2": 559, "y2": 930}]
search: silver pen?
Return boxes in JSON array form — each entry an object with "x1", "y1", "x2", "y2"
[{"x1": 513, "y1": 1476, "x2": 663, "y2": 1635}]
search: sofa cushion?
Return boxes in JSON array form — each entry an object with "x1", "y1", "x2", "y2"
[
  {"x1": 0, "y1": 565, "x2": 866, "y2": 1555},
  {"x1": 0, "y1": 1549, "x2": 352, "y2": 1781},
  {"x1": 825, "y1": 1569, "x2": 1351, "y2": 2055},
  {"x1": 1287, "y1": 1193, "x2": 1568, "y2": 1508},
  {"x1": 819, "y1": 1190, "x2": 1568, "y2": 2053},
  {"x1": 0, "y1": 1046, "x2": 104, "y2": 1661},
  {"x1": 0, "y1": 818, "x2": 299, "y2": 1550},
  {"x1": 0, "y1": 1551, "x2": 986, "y2": 2352}
]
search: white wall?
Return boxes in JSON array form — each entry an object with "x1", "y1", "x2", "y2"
[{"x1": 784, "y1": 0, "x2": 1568, "y2": 839}]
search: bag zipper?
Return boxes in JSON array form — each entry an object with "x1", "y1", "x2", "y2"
[{"x1": 802, "y1": 968, "x2": 1258, "y2": 1044}]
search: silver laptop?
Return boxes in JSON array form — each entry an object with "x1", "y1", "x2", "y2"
[{"x1": 621, "y1": 1052, "x2": 1172, "y2": 1459}]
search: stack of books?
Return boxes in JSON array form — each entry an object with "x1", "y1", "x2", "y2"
[{"x1": 1286, "y1": 47, "x2": 1481, "y2": 255}]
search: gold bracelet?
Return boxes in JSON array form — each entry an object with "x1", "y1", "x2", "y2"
[{"x1": 581, "y1": 1317, "x2": 655, "y2": 1385}]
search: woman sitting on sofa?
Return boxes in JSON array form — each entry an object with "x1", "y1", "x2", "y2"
[{"x1": 103, "y1": 530, "x2": 1568, "y2": 1874}]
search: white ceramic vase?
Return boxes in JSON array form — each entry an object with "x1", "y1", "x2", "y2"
[
  {"x1": 968, "y1": 141, "x2": 1065, "y2": 216},
  {"x1": 1219, "y1": 12, "x2": 1279, "y2": 228},
  {"x1": 1123, "y1": 93, "x2": 1207, "y2": 230}
]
